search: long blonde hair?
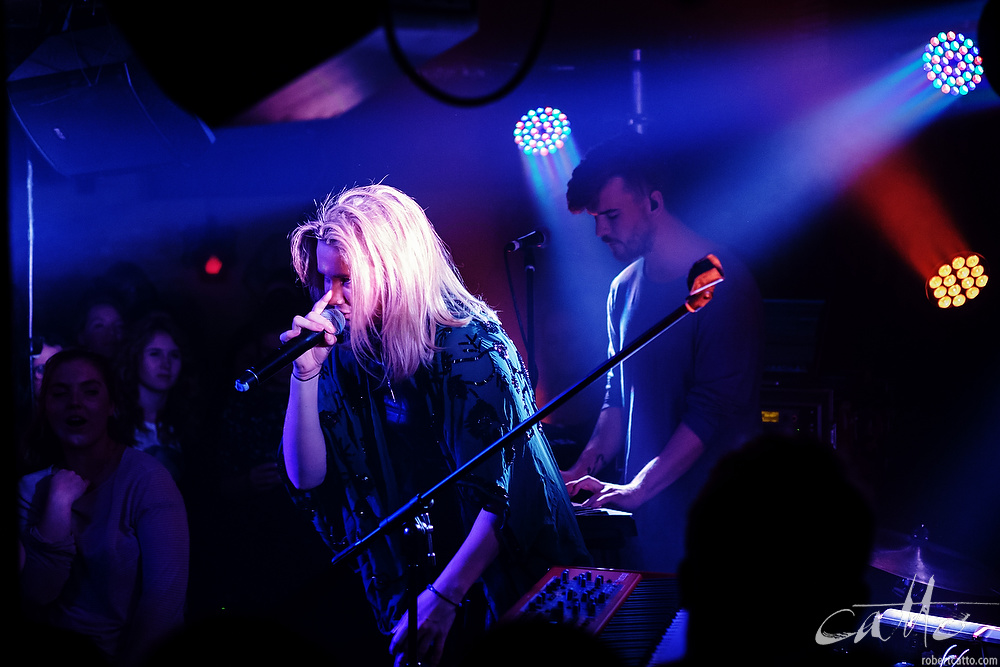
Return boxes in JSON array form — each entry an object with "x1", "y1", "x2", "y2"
[{"x1": 289, "y1": 184, "x2": 498, "y2": 384}]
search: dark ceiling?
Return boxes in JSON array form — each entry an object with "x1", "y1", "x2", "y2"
[{"x1": 8, "y1": 0, "x2": 993, "y2": 127}]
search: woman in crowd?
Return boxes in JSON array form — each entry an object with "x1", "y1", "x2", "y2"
[
  {"x1": 17, "y1": 348, "x2": 189, "y2": 666},
  {"x1": 116, "y1": 312, "x2": 193, "y2": 484}
]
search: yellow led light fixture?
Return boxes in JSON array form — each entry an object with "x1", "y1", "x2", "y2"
[{"x1": 926, "y1": 252, "x2": 989, "y2": 309}]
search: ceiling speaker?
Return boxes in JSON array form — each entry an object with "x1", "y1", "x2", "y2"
[{"x1": 7, "y1": 26, "x2": 214, "y2": 176}]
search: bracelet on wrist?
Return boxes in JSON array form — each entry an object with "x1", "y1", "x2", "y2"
[
  {"x1": 426, "y1": 584, "x2": 462, "y2": 608},
  {"x1": 292, "y1": 371, "x2": 320, "y2": 382}
]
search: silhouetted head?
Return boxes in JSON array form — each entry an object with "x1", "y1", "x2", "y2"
[{"x1": 678, "y1": 434, "x2": 875, "y2": 657}]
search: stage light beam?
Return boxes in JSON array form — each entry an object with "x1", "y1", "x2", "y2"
[{"x1": 851, "y1": 147, "x2": 970, "y2": 287}]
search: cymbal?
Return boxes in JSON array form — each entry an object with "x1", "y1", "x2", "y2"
[{"x1": 870, "y1": 529, "x2": 1000, "y2": 597}]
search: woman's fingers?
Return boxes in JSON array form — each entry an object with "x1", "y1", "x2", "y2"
[{"x1": 280, "y1": 291, "x2": 337, "y2": 344}]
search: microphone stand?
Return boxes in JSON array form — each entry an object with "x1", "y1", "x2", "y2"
[
  {"x1": 403, "y1": 506, "x2": 435, "y2": 667},
  {"x1": 329, "y1": 256, "x2": 724, "y2": 667},
  {"x1": 524, "y1": 245, "x2": 538, "y2": 389}
]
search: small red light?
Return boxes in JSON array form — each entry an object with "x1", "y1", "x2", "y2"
[{"x1": 204, "y1": 255, "x2": 223, "y2": 275}]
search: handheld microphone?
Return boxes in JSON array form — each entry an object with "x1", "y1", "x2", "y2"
[
  {"x1": 234, "y1": 308, "x2": 346, "y2": 393},
  {"x1": 504, "y1": 230, "x2": 547, "y2": 252}
]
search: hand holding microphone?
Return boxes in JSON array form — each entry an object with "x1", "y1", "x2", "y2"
[
  {"x1": 286, "y1": 295, "x2": 345, "y2": 379},
  {"x1": 235, "y1": 291, "x2": 346, "y2": 392}
]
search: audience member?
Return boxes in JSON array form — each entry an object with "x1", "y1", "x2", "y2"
[
  {"x1": 660, "y1": 433, "x2": 887, "y2": 666},
  {"x1": 30, "y1": 336, "x2": 66, "y2": 400},
  {"x1": 17, "y1": 349, "x2": 189, "y2": 666},
  {"x1": 115, "y1": 312, "x2": 196, "y2": 485},
  {"x1": 74, "y1": 293, "x2": 126, "y2": 360}
]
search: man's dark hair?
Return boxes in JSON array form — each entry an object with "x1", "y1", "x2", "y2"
[{"x1": 566, "y1": 131, "x2": 672, "y2": 214}]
